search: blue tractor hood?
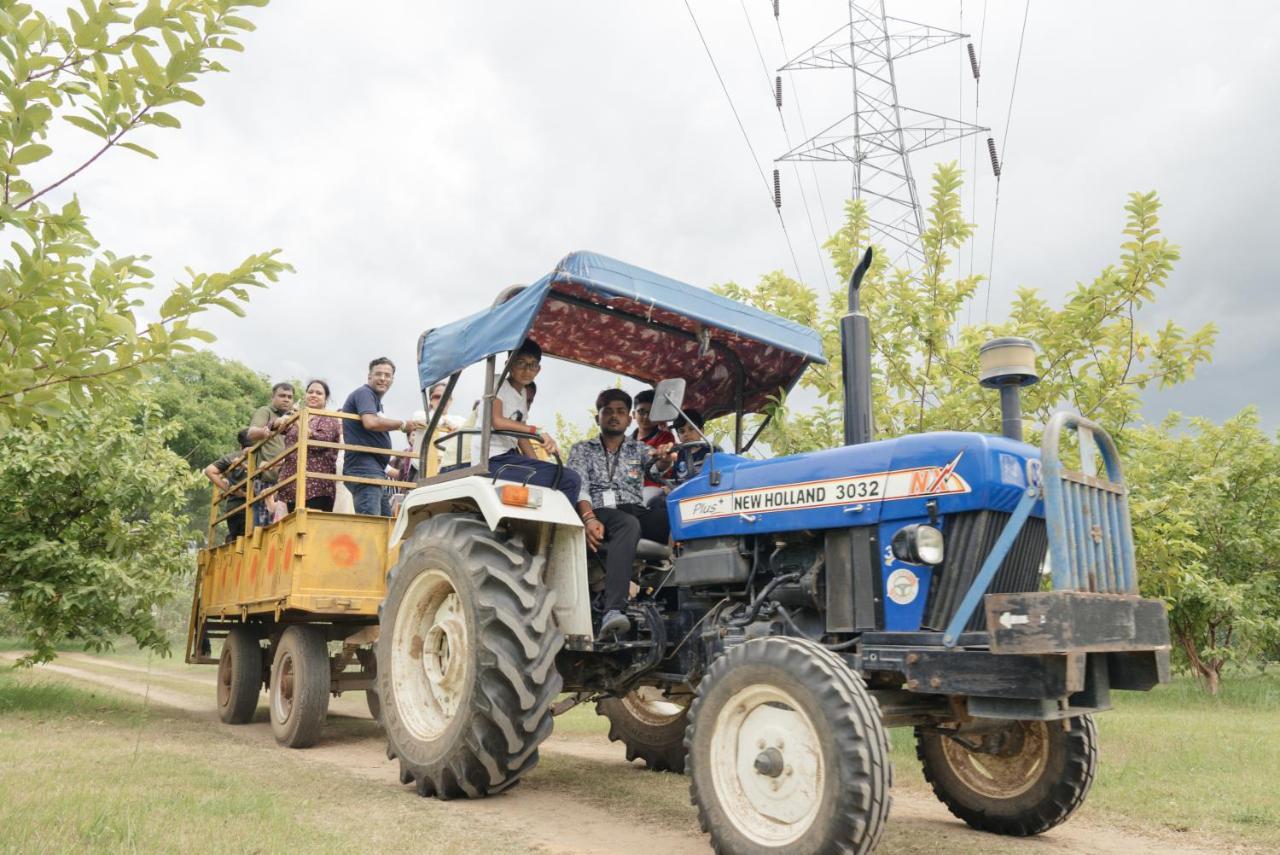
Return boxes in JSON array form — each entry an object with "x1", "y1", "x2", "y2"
[{"x1": 668, "y1": 431, "x2": 1043, "y2": 541}]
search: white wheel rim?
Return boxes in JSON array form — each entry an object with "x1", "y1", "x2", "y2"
[
  {"x1": 709, "y1": 683, "x2": 825, "y2": 847},
  {"x1": 271, "y1": 650, "x2": 295, "y2": 725},
  {"x1": 391, "y1": 569, "x2": 468, "y2": 741},
  {"x1": 621, "y1": 686, "x2": 688, "y2": 726}
]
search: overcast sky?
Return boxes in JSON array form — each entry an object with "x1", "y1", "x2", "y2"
[{"x1": 44, "y1": 1, "x2": 1279, "y2": 438}]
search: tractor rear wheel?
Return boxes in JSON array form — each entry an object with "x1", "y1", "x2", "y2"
[
  {"x1": 596, "y1": 687, "x2": 691, "y2": 773},
  {"x1": 915, "y1": 715, "x2": 1098, "y2": 836},
  {"x1": 686, "y1": 636, "x2": 891, "y2": 854},
  {"x1": 269, "y1": 625, "x2": 331, "y2": 748},
  {"x1": 216, "y1": 626, "x2": 262, "y2": 724},
  {"x1": 378, "y1": 514, "x2": 563, "y2": 799}
]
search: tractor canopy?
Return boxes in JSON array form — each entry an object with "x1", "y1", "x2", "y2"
[{"x1": 416, "y1": 251, "x2": 826, "y2": 420}]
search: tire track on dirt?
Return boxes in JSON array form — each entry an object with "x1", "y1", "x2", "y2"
[
  {"x1": 4, "y1": 653, "x2": 709, "y2": 854},
  {"x1": 7, "y1": 653, "x2": 1227, "y2": 854}
]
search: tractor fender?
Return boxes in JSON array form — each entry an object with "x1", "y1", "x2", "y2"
[{"x1": 388, "y1": 475, "x2": 593, "y2": 640}]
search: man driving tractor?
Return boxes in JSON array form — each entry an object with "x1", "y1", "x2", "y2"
[{"x1": 566, "y1": 388, "x2": 671, "y2": 639}]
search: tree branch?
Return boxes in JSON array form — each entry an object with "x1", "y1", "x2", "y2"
[{"x1": 14, "y1": 106, "x2": 152, "y2": 211}]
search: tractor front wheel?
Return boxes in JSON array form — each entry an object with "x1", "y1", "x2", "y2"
[
  {"x1": 596, "y1": 687, "x2": 691, "y2": 773},
  {"x1": 915, "y1": 715, "x2": 1098, "y2": 836},
  {"x1": 686, "y1": 636, "x2": 891, "y2": 854},
  {"x1": 378, "y1": 514, "x2": 563, "y2": 799}
]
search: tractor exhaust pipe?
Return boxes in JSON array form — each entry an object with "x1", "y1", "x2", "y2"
[{"x1": 841, "y1": 248, "x2": 875, "y2": 446}]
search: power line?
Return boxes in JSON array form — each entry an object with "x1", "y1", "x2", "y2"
[
  {"x1": 738, "y1": 0, "x2": 832, "y2": 293},
  {"x1": 682, "y1": 0, "x2": 806, "y2": 285},
  {"x1": 984, "y1": 0, "x2": 1032, "y2": 323},
  {"x1": 965, "y1": 0, "x2": 988, "y2": 328},
  {"x1": 774, "y1": 17, "x2": 834, "y2": 241}
]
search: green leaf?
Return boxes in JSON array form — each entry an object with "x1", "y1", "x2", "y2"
[
  {"x1": 118, "y1": 142, "x2": 158, "y2": 159},
  {"x1": 133, "y1": 1, "x2": 165, "y2": 30},
  {"x1": 147, "y1": 111, "x2": 181, "y2": 129},
  {"x1": 10, "y1": 144, "x2": 53, "y2": 165},
  {"x1": 131, "y1": 43, "x2": 166, "y2": 88},
  {"x1": 63, "y1": 114, "x2": 109, "y2": 139}
]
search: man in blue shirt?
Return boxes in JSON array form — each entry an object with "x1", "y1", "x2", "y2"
[{"x1": 341, "y1": 357, "x2": 423, "y2": 517}]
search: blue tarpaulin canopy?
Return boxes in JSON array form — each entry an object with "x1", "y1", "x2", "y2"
[{"x1": 417, "y1": 251, "x2": 826, "y2": 419}]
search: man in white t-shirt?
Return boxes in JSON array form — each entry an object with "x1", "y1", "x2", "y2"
[{"x1": 474, "y1": 339, "x2": 582, "y2": 509}]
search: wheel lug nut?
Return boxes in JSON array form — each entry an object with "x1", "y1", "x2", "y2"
[
  {"x1": 757, "y1": 738, "x2": 766, "y2": 749},
  {"x1": 785, "y1": 765, "x2": 793, "y2": 776},
  {"x1": 776, "y1": 739, "x2": 785, "y2": 750}
]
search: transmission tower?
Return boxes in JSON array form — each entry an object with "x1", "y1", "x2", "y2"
[{"x1": 777, "y1": 1, "x2": 987, "y2": 266}]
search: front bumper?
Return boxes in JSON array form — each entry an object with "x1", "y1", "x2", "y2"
[{"x1": 858, "y1": 591, "x2": 1172, "y2": 720}]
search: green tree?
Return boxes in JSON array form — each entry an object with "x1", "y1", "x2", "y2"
[
  {"x1": 717, "y1": 163, "x2": 1215, "y2": 452},
  {"x1": 0, "y1": 393, "x2": 195, "y2": 664},
  {"x1": 148, "y1": 349, "x2": 269, "y2": 466},
  {"x1": 0, "y1": 0, "x2": 288, "y2": 433},
  {"x1": 145, "y1": 349, "x2": 269, "y2": 537},
  {"x1": 1126, "y1": 410, "x2": 1280, "y2": 694}
]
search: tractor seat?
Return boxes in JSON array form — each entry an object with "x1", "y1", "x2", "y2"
[{"x1": 635, "y1": 539, "x2": 672, "y2": 561}]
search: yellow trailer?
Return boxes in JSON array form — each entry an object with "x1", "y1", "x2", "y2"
[{"x1": 186, "y1": 407, "x2": 430, "y2": 747}]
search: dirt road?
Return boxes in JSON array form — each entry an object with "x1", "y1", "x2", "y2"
[{"x1": 6, "y1": 653, "x2": 1224, "y2": 854}]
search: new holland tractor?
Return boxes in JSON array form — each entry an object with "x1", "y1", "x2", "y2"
[{"x1": 377, "y1": 250, "x2": 1171, "y2": 853}]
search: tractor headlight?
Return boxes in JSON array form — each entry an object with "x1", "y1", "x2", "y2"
[{"x1": 891, "y1": 524, "x2": 944, "y2": 566}]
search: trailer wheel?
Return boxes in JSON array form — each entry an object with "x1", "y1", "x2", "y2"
[
  {"x1": 216, "y1": 626, "x2": 262, "y2": 724},
  {"x1": 686, "y1": 636, "x2": 891, "y2": 854},
  {"x1": 366, "y1": 688, "x2": 382, "y2": 723},
  {"x1": 915, "y1": 715, "x2": 1098, "y2": 836},
  {"x1": 378, "y1": 513, "x2": 563, "y2": 799},
  {"x1": 269, "y1": 625, "x2": 330, "y2": 748},
  {"x1": 597, "y1": 687, "x2": 690, "y2": 773}
]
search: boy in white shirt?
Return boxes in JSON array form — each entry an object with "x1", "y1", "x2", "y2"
[{"x1": 475, "y1": 340, "x2": 582, "y2": 508}]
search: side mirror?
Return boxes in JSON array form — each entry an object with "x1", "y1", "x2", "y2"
[{"x1": 648, "y1": 378, "x2": 686, "y2": 423}]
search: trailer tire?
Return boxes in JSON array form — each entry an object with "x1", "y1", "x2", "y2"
[
  {"x1": 686, "y1": 636, "x2": 891, "y2": 854},
  {"x1": 269, "y1": 625, "x2": 330, "y2": 748},
  {"x1": 216, "y1": 626, "x2": 262, "y2": 724},
  {"x1": 378, "y1": 513, "x2": 563, "y2": 799},
  {"x1": 915, "y1": 715, "x2": 1098, "y2": 836},
  {"x1": 366, "y1": 688, "x2": 382, "y2": 723},
  {"x1": 597, "y1": 688, "x2": 690, "y2": 773}
]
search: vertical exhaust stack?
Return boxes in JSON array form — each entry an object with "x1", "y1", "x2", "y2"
[
  {"x1": 979, "y1": 337, "x2": 1040, "y2": 441},
  {"x1": 841, "y1": 248, "x2": 875, "y2": 446}
]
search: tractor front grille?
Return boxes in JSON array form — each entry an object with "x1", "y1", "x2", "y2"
[{"x1": 922, "y1": 510, "x2": 1048, "y2": 632}]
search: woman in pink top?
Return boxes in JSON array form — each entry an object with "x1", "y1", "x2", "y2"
[{"x1": 278, "y1": 379, "x2": 341, "y2": 512}]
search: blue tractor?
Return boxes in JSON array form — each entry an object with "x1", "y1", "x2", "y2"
[{"x1": 377, "y1": 250, "x2": 1171, "y2": 854}]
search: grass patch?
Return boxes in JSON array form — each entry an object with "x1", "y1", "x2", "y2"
[
  {"x1": 0, "y1": 669, "x2": 524, "y2": 854},
  {"x1": 877, "y1": 671, "x2": 1280, "y2": 847}
]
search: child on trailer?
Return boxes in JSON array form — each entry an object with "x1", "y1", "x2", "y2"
[{"x1": 473, "y1": 339, "x2": 582, "y2": 507}]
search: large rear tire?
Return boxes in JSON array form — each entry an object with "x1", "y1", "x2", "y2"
[
  {"x1": 686, "y1": 636, "x2": 892, "y2": 855},
  {"x1": 378, "y1": 514, "x2": 563, "y2": 799},
  {"x1": 216, "y1": 626, "x2": 262, "y2": 724},
  {"x1": 269, "y1": 625, "x2": 331, "y2": 748},
  {"x1": 597, "y1": 687, "x2": 690, "y2": 773},
  {"x1": 915, "y1": 715, "x2": 1098, "y2": 836}
]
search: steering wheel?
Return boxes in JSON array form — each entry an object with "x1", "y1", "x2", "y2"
[{"x1": 643, "y1": 441, "x2": 711, "y2": 488}]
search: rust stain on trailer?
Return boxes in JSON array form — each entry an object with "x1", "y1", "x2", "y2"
[{"x1": 329, "y1": 533, "x2": 361, "y2": 568}]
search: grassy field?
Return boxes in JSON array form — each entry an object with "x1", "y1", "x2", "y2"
[
  {"x1": 3, "y1": 643, "x2": 1277, "y2": 851},
  {"x1": 555, "y1": 669, "x2": 1280, "y2": 848},
  {"x1": 0, "y1": 669, "x2": 523, "y2": 854}
]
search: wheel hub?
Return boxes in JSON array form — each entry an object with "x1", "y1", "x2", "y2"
[
  {"x1": 941, "y1": 720, "x2": 1048, "y2": 799},
  {"x1": 391, "y1": 571, "x2": 470, "y2": 741},
  {"x1": 710, "y1": 684, "x2": 823, "y2": 847},
  {"x1": 271, "y1": 650, "x2": 296, "y2": 724}
]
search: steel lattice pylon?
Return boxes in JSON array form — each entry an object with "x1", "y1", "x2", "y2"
[{"x1": 778, "y1": 1, "x2": 987, "y2": 265}]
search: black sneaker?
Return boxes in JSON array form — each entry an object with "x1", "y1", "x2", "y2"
[{"x1": 598, "y1": 609, "x2": 631, "y2": 639}]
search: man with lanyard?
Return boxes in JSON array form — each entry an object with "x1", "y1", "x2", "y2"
[
  {"x1": 631, "y1": 388, "x2": 674, "y2": 503},
  {"x1": 566, "y1": 389, "x2": 670, "y2": 639}
]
